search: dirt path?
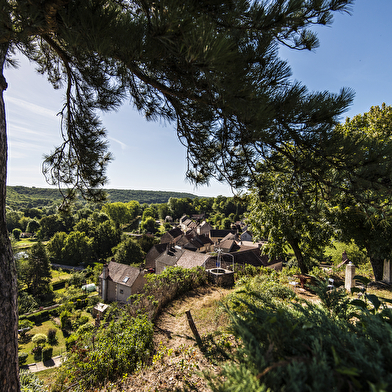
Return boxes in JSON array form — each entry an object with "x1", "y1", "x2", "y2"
[
  {"x1": 119, "y1": 285, "x2": 233, "y2": 392},
  {"x1": 109, "y1": 283, "x2": 316, "y2": 392}
]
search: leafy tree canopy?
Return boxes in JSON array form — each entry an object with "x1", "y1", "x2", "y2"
[
  {"x1": 2, "y1": 0, "x2": 354, "y2": 198},
  {"x1": 331, "y1": 104, "x2": 392, "y2": 280}
]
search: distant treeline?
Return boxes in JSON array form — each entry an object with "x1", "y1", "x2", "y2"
[
  {"x1": 105, "y1": 189, "x2": 197, "y2": 204},
  {"x1": 6, "y1": 186, "x2": 198, "y2": 210}
]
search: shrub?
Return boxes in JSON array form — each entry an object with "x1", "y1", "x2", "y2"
[
  {"x1": 76, "y1": 323, "x2": 95, "y2": 335},
  {"x1": 18, "y1": 352, "x2": 28, "y2": 366},
  {"x1": 55, "y1": 313, "x2": 153, "y2": 390},
  {"x1": 19, "y1": 370, "x2": 47, "y2": 391},
  {"x1": 47, "y1": 328, "x2": 57, "y2": 344},
  {"x1": 52, "y1": 279, "x2": 68, "y2": 291},
  {"x1": 32, "y1": 333, "x2": 47, "y2": 347},
  {"x1": 206, "y1": 279, "x2": 392, "y2": 391},
  {"x1": 129, "y1": 266, "x2": 208, "y2": 320},
  {"x1": 42, "y1": 347, "x2": 53, "y2": 362},
  {"x1": 65, "y1": 334, "x2": 78, "y2": 351},
  {"x1": 60, "y1": 310, "x2": 72, "y2": 330},
  {"x1": 18, "y1": 319, "x2": 33, "y2": 337}
]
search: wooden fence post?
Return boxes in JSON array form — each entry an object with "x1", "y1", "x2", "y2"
[{"x1": 185, "y1": 310, "x2": 202, "y2": 346}]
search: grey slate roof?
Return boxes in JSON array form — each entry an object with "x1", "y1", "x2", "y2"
[
  {"x1": 100, "y1": 261, "x2": 141, "y2": 287},
  {"x1": 156, "y1": 247, "x2": 185, "y2": 267}
]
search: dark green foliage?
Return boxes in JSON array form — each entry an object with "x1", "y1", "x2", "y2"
[
  {"x1": 7, "y1": 186, "x2": 64, "y2": 210},
  {"x1": 112, "y1": 237, "x2": 145, "y2": 265},
  {"x1": 55, "y1": 314, "x2": 153, "y2": 390},
  {"x1": 128, "y1": 266, "x2": 208, "y2": 320},
  {"x1": 68, "y1": 271, "x2": 86, "y2": 288},
  {"x1": 207, "y1": 278, "x2": 392, "y2": 391},
  {"x1": 65, "y1": 334, "x2": 78, "y2": 351},
  {"x1": 38, "y1": 215, "x2": 71, "y2": 240},
  {"x1": 60, "y1": 310, "x2": 72, "y2": 331},
  {"x1": 18, "y1": 353, "x2": 28, "y2": 366},
  {"x1": 18, "y1": 291, "x2": 39, "y2": 315},
  {"x1": 42, "y1": 347, "x2": 53, "y2": 362},
  {"x1": 27, "y1": 241, "x2": 52, "y2": 297},
  {"x1": 6, "y1": 186, "x2": 197, "y2": 209},
  {"x1": 92, "y1": 220, "x2": 121, "y2": 260},
  {"x1": 26, "y1": 219, "x2": 40, "y2": 234},
  {"x1": 51, "y1": 279, "x2": 68, "y2": 291},
  {"x1": 25, "y1": 310, "x2": 50, "y2": 324},
  {"x1": 47, "y1": 328, "x2": 57, "y2": 345},
  {"x1": 12, "y1": 228, "x2": 21, "y2": 240},
  {"x1": 105, "y1": 189, "x2": 197, "y2": 204}
]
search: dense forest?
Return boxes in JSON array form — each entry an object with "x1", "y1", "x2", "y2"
[{"x1": 6, "y1": 186, "x2": 198, "y2": 209}]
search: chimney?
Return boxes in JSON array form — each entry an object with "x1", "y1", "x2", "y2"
[{"x1": 102, "y1": 263, "x2": 108, "y2": 301}]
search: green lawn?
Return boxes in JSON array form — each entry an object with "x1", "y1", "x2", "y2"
[
  {"x1": 18, "y1": 311, "x2": 93, "y2": 364},
  {"x1": 14, "y1": 238, "x2": 46, "y2": 250},
  {"x1": 51, "y1": 268, "x2": 72, "y2": 283},
  {"x1": 19, "y1": 320, "x2": 66, "y2": 364}
]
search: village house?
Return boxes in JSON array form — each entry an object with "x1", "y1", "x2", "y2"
[
  {"x1": 145, "y1": 243, "x2": 167, "y2": 270},
  {"x1": 196, "y1": 220, "x2": 213, "y2": 236},
  {"x1": 209, "y1": 229, "x2": 237, "y2": 244},
  {"x1": 155, "y1": 246, "x2": 214, "y2": 273},
  {"x1": 160, "y1": 227, "x2": 183, "y2": 244},
  {"x1": 99, "y1": 261, "x2": 146, "y2": 303}
]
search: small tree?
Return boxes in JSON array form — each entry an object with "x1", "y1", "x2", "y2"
[
  {"x1": 113, "y1": 238, "x2": 145, "y2": 266},
  {"x1": 32, "y1": 333, "x2": 47, "y2": 349},
  {"x1": 60, "y1": 310, "x2": 73, "y2": 331},
  {"x1": 27, "y1": 241, "x2": 52, "y2": 297},
  {"x1": 12, "y1": 228, "x2": 22, "y2": 240},
  {"x1": 47, "y1": 328, "x2": 57, "y2": 345},
  {"x1": 26, "y1": 219, "x2": 40, "y2": 234}
]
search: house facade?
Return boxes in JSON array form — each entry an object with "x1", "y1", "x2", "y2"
[{"x1": 99, "y1": 261, "x2": 146, "y2": 303}]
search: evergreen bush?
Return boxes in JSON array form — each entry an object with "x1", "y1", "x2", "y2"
[
  {"x1": 42, "y1": 347, "x2": 53, "y2": 362},
  {"x1": 18, "y1": 352, "x2": 28, "y2": 366},
  {"x1": 47, "y1": 328, "x2": 57, "y2": 344},
  {"x1": 206, "y1": 277, "x2": 392, "y2": 391}
]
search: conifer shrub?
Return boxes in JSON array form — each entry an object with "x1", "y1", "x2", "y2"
[
  {"x1": 47, "y1": 328, "x2": 57, "y2": 344},
  {"x1": 18, "y1": 352, "x2": 28, "y2": 366},
  {"x1": 42, "y1": 347, "x2": 53, "y2": 362},
  {"x1": 19, "y1": 370, "x2": 47, "y2": 391},
  {"x1": 206, "y1": 277, "x2": 392, "y2": 391}
]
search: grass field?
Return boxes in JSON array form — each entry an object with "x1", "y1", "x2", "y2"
[
  {"x1": 18, "y1": 320, "x2": 66, "y2": 364},
  {"x1": 18, "y1": 311, "x2": 93, "y2": 364}
]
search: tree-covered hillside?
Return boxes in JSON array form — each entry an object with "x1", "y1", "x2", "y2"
[{"x1": 6, "y1": 186, "x2": 198, "y2": 209}]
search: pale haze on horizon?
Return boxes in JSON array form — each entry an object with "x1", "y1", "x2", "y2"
[{"x1": 4, "y1": 0, "x2": 392, "y2": 199}]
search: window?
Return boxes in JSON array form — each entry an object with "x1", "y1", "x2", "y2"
[
  {"x1": 120, "y1": 289, "x2": 124, "y2": 294},
  {"x1": 123, "y1": 276, "x2": 129, "y2": 283}
]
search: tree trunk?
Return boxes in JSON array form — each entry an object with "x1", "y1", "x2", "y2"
[
  {"x1": 0, "y1": 46, "x2": 20, "y2": 391},
  {"x1": 369, "y1": 257, "x2": 384, "y2": 282},
  {"x1": 288, "y1": 239, "x2": 308, "y2": 275}
]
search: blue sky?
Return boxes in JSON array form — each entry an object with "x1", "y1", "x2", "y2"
[{"x1": 4, "y1": 0, "x2": 392, "y2": 198}]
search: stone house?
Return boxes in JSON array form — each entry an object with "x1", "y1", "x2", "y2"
[
  {"x1": 155, "y1": 246, "x2": 214, "y2": 273},
  {"x1": 196, "y1": 220, "x2": 213, "y2": 236},
  {"x1": 209, "y1": 229, "x2": 237, "y2": 244},
  {"x1": 99, "y1": 261, "x2": 146, "y2": 303},
  {"x1": 160, "y1": 227, "x2": 183, "y2": 244},
  {"x1": 145, "y1": 243, "x2": 167, "y2": 270}
]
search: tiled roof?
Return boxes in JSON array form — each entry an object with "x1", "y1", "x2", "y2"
[
  {"x1": 100, "y1": 261, "x2": 141, "y2": 287},
  {"x1": 210, "y1": 229, "x2": 237, "y2": 238},
  {"x1": 156, "y1": 247, "x2": 185, "y2": 266},
  {"x1": 176, "y1": 251, "x2": 211, "y2": 269},
  {"x1": 145, "y1": 243, "x2": 167, "y2": 269}
]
